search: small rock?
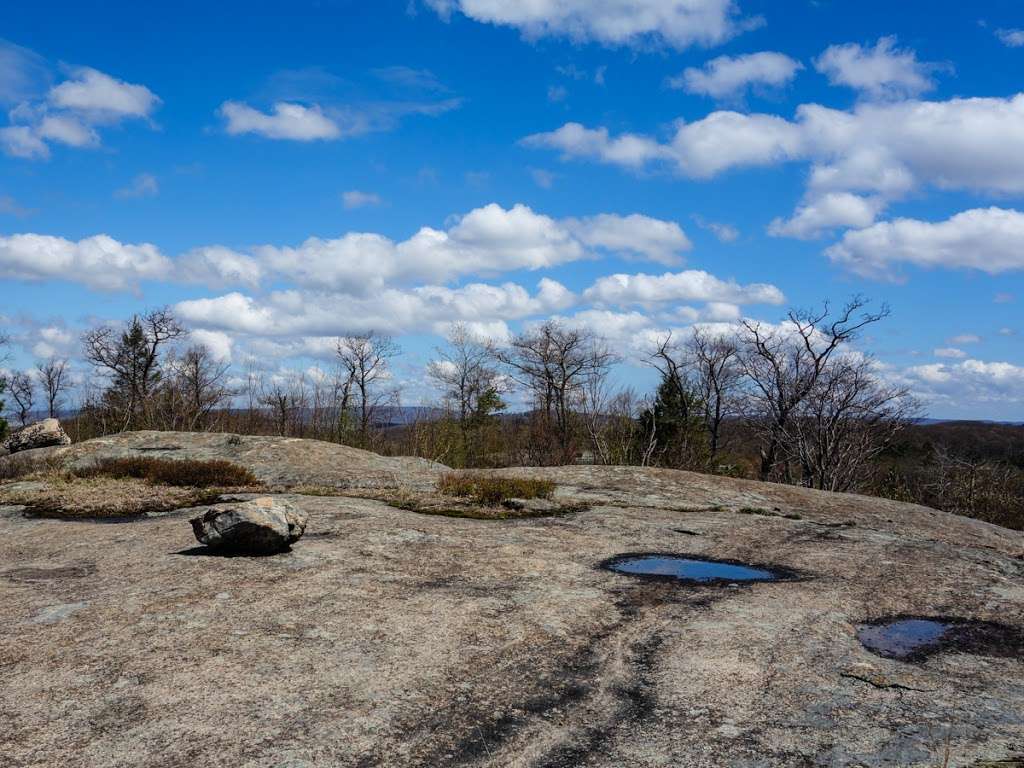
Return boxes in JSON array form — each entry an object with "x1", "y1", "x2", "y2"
[
  {"x1": 2, "y1": 418, "x2": 71, "y2": 455},
  {"x1": 190, "y1": 497, "x2": 307, "y2": 554}
]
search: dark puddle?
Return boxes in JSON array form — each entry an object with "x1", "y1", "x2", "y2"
[
  {"x1": 858, "y1": 615, "x2": 1024, "y2": 662},
  {"x1": 600, "y1": 553, "x2": 800, "y2": 585}
]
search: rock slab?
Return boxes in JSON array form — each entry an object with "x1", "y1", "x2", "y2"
[
  {"x1": 190, "y1": 497, "x2": 307, "y2": 554},
  {"x1": 2, "y1": 418, "x2": 71, "y2": 456}
]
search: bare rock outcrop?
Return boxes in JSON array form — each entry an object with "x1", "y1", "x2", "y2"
[
  {"x1": 2, "y1": 431, "x2": 1023, "y2": 767},
  {"x1": 1, "y1": 418, "x2": 71, "y2": 456},
  {"x1": 190, "y1": 497, "x2": 307, "y2": 554}
]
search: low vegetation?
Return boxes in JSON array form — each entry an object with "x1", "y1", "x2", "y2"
[
  {"x1": 0, "y1": 454, "x2": 260, "y2": 519},
  {"x1": 436, "y1": 473, "x2": 555, "y2": 505},
  {"x1": 73, "y1": 456, "x2": 259, "y2": 488},
  {"x1": 4, "y1": 477, "x2": 223, "y2": 520}
]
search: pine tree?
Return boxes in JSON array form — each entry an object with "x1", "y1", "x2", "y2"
[{"x1": 640, "y1": 371, "x2": 707, "y2": 469}]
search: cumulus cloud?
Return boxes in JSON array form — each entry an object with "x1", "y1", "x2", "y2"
[
  {"x1": 0, "y1": 48, "x2": 159, "y2": 159},
  {"x1": 0, "y1": 233, "x2": 170, "y2": 290},
  {"x1": 525, "y1": 93, "x2": 1024, "y2": 236},
  {"x1": 583, "y1": 270, "x2": 784, "y2": 307},
  {"x1": 189, "y1": 329, "x2": 234, "y2": 362},
  {"x1": 948, "y1": 334, "x2": 981, "y2": 345},
  {"x1": 177, "y1": 246, "x2": 264, "y2": 288},
  {"x1": 219, "y1": 101, "x2": 342, "y2": 140},
  {"x1": 342, "y1": 190, "x2": 383, "y2": 209},
  {"x1": 767, "y1": 192, "x2": 883, "y2": 239},
  {"x1": 934, "y1": 347, "x2": 967, "y2": 359},
  {"x1": 825, "y1": 207, "x2": 1024, "y2": 279},
  {"x1": 175, "y1": 279, "x2": 575, "y2": 339},
  {"x1": 424, "y1": 0, "x2": 758, "y2": 50},
  {"x1": 566, "y1": 213, "x2": 692, "y2": 265},
  {"x1": 669, "y1": 51, "x2": 802, "y2": 99},
  {"x1": 903, "y1": 359, "x2": 1024, "y2": 408},
  {"x1": 0, "y1": 204, "x2": 693, "y2": 296},
  {"x1": 814, "y1": 37, "x2": 942, "y2": 99},
  {"x1": 48, "y1": 66, "x2": 161, "y2": 120}
]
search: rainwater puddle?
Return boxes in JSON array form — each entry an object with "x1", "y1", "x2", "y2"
[
  {"x1": 857, "y1": 616, "x2": 1024, "y2": 662},
  {"x1": 857, "y1": 618, "x2": 950, "y2": 660},
  {"x1": 602, "y1": 554, "x2": 792, "y2": 584}
]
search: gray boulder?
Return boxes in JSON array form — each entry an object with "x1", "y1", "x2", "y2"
[
  {"x1": 2, "y1": 418, "x2": 71, "y2": 455},
  {"x1": 190, "y1": 497, "x2": 307, "y2": 554}
]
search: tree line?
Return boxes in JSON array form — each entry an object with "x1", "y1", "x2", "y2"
[{"x1": 1, "y1": 299, "x2": 1020, "y2": 528}]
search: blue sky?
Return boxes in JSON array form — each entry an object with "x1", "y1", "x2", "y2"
[{"x1": 1, "y1": 0, "x2": 1023, "y2": 418}]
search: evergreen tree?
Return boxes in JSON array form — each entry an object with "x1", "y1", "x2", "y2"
[{"x1": 640, "y1": 370, "x2": 707, "y2": 469}]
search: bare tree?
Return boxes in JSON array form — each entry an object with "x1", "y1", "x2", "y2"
[
  {"x1": 738, "y1": 296, "x2": 890, "y2": 481},
  {"x1": 787, "y1": 354, "x2": 917, "y2": 491},
  {"x1": 0, "y1": 330, "x2": 9, "y2": 438},
  {"x1": 428, "y1": 323, "x2": 506, "y2": 422},
  {"x1": 36, "y1": 357, "x2": 71, "y2": 418},
  {"x1": 336, "y1": 332, "x2": 400, "y2": 445},
  {"x1": 8, "y1": 371, "x2": 35, "y2": 426},
  {"x1": 83, "y1": 307, "x2": 187, "y2": 430},
  {"x1": 259, "y1": 379, "x2": 291, "y2": 436},
  {"x1": 168, "y1": 346, "x2": 233, "y2": 431},
  {"x1": 494, "y1": 321, "x2": 617, "y2": 462},
  {"x1": 689, "y1": 329, "x2": 741, "y2": 462}
]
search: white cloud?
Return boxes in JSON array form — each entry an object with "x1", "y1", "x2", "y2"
[
  {"x1": 176, "y1": 279, "x2": 574, "y2": 339},
  {"x1": 566, "y1": 213, "x2": 691, "y2": 265},
  {"x1": 825, "y1": 208, "x2": 1024, "y2": 279},
  {"x1": 0, "y1": 233, "x2": 170, "y2": 290},
  {"x1": 219, "y1": 101, "x2": 342, "y2": 140},
  {"x1": 115, "y1": 173, "x2": 159, "y2": 199},
  {"x1": 948, "y1": 334, "x2": 981, "y2": 345},
  {"x1": 767, "y1": 192, "x2": 883, "y2": 239},
  {"x1": 669, "y1": 51, "x2": 802, "y2": 99},
  {"x1": 48, "y1": 66, "x2": 160, "y2": 120},
  {"x1": 904, "y1": 359, "x2": 1024, "y2": 407},
  {"x1": 342, "y1": 190, "x2": 383, "y2": 209},
  {"x1": 0, "y1": 204, "x2": 693, "y2": 296},
  {"x1": 996, "y1": 29, "x2": 1024, "y2": 48},
  {"x1": 178, "y1": 245, "x2": 264, "y2": 288},
  {"x1": 0, "y1": 125, "x2": 49, "y2": 158},
  {"x1": 425, "y1": 0, "x2": 757, "y2": 50},
  {"x1": 934, "y1": 347, "x2": 967, "y2": 359},
  {"x1": 584, "y1": 269, "x2": 784, "y2": 307},
  {"x1": 814, "y1": 37, "x2": 942, "y2": 99},
  {"x1": 692, "y1": 215, "x2": 739, "y2": 242},
  {"x1": 37, "y1": 114, "x2": 99, "y2": 147},
  {"x1": 529, "y1": 94, "x2": 1024, "y2": 193},
  {"x1": 1, "y1": 54, "x2": 159, "y2": 159},
  {"x1": 189, "y1": 329, "x2": 234, "y2": 362},
  {"x1": 526, "y1": 93, "x2": 1024, "y2": 236},
  {"x1": 30, "y1": 325, "x2": 74, "y2": 359},
  {"x1": 522, "y1": 122, "x2": 667, "y2": 169}
]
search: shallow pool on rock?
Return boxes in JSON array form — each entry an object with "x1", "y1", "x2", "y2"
[
  {"x1": 857, "y1": 619, "x2": 950, "y2": 660},
  {"x1": 857, "y1": 616, "x2": 1024, "y2": 662},
  {"x1": 603, "y1": 554, "x2": 786, "y2": 584}
]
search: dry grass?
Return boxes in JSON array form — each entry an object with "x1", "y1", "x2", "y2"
[
  {"x1": 73, "y1": 456, "x2": 259, "y2": 488},
  {"x1": 1, "y1": 455, "x2": 261, "y2": 520},
  {"x1": 1, "y1": 476, "x2": 223, "y2": 519},
  {"x1": 436, "y1": 473, "x2": 555, "y2": 506}
]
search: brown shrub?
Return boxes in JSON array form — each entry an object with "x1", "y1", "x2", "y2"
[
  {"x1": 436, "y1": 473, "x2": 555, "y2": 506},
  {"x1": 74, "y1": 456, "x2": 259, "y2": 488}
]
